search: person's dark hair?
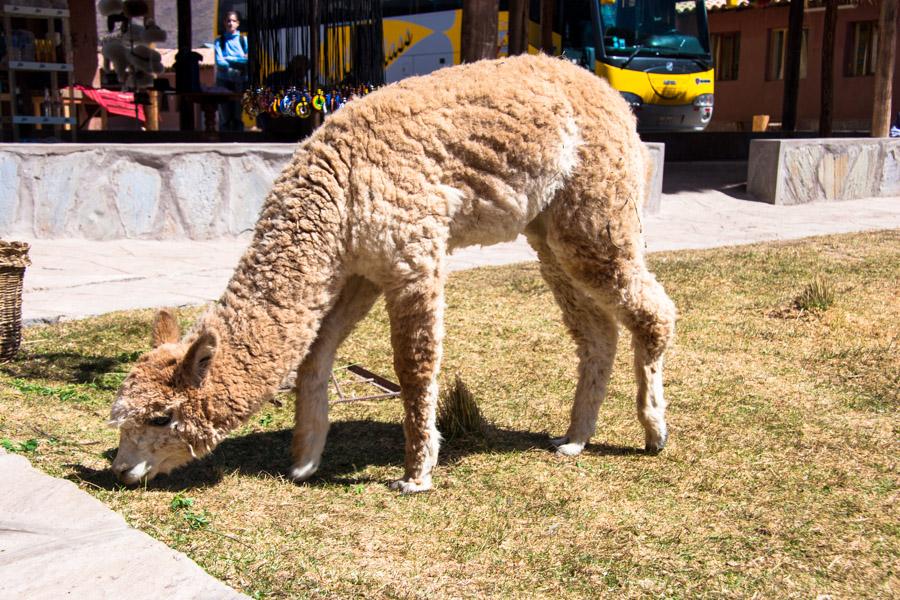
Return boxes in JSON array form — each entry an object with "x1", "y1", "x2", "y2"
[{"x1": 219, "y1": 10, "x2": 241, "y2": 49}]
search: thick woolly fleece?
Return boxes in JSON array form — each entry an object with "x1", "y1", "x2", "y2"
[{"x1": 110, "y1": 54, "x2": 676, "y2": 491}]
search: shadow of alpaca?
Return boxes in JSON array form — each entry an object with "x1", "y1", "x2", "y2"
[{"x1": 68, "y1": 419, "x2": 645, "y2": 491}]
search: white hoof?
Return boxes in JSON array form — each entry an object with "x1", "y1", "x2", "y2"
[
  {"x1": 551, "y1": 436, "x2": 585, "y2": 456},
  {"x1": 389, "y1": 475, "x2": 433, "y2": 494},
  {"x1": 288, "y1": 460, "x2": 319, "y2": 482},
  {"x1": 556, "y1": 442, "x2": 585, "y2": 457}
]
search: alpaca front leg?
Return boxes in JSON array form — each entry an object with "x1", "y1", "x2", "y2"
[
  {"x1": 290, "y1": 276, "x2": 381, "y2": 482},
  {"x1": 385, "y1": 280, "x2": 445, "y2": 493},
  {"x1": 290, "y1": 363, "x2": 330, "y2": 482}
]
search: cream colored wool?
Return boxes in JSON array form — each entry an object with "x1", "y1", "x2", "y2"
[{"x1": 110, "y1": 54, "x2": 676, "y2": 492}]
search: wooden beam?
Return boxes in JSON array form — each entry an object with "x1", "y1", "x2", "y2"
[
  {"x1": 175, "y1": 0, "x2": 194, "y2": 130},
  {"x1": 462, "y1": 0, "x2": 499, "y2": 62},
  {"x1": 540, "y1": 0, "x2": 554, "y2": 54},
  {"x1": 781, "y1": 0, "x2": 804, "y2": 132},
  {"x1": 508, "y1": 0, "x2": 527, "y2": 55},
  {"x1": 819, "y1": 0, "x2": 837, "y2": 136},
  {"x1": 871, "y1": 0, "x2": 898, "y2": 137}
]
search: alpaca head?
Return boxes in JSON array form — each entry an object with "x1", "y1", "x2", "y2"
[{"x1": 109, "y1": 310, "x2": 220, "y2": 485}]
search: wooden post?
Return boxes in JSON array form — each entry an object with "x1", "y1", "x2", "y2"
[
  {"x1": 819, "y1": 0, "x2": 837, "y2": 136},
  {"x1": 508, "y1": 0, "x2": 527, "y2": 55},
  {"x1": 871, "y1": 0, "x2": 898, "y2": 136},
  {"x1": 145, "y1": 0, "x2": 159, "y2": 131},
  {"x1": 781, "y1": 0, "x2": 804, "y2": 132},
  {"x1": 462, "y1": 0, "x2": 499, "y2": 62},
  {"x1": 540, "y1": 0, "x2": 554, "y2": 54},
  {"x1": 146, "y1": 91, "x2": 159, "y2": 130},
  {"x1": 175, "y1": 0, "x2": 194, "y2": 131}
]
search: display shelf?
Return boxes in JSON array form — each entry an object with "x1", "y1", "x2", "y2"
[
  {"x1": 0, "y1": 3, "x2": 75, "y2": 141},
  {"x1": 1, "y1": 5, "x2": 69, "y2": 18},
  {"x1": 2, "y1": 60, "x2": 73, "y2": 72},
  {"x1": 9, "y1": 114, "x2": 75, "y2": 125}
]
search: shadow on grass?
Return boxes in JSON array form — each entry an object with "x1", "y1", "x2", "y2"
[
  {"x1": 1, "y1": 351, "x2": 135, "y2": 385},
  {"x1": 69, "y1": 419, "x2": 645, "y2": 491}
]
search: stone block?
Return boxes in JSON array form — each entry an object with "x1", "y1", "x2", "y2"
[
  {"x1": 0, "y1": 142, "x2": 664, "y2": 239},
  {"x1": 881, "y1": 140, "x2": 900, "y2": 197},
  {"x1": 0, "y1": 153, "x2": 21, "y2": 231},
  {"x1": 748, "y1": 138, "x2": 900, "y2": 205},
  {"x1": 644, "y1": 142, "x2": 664, "y2": 216}
]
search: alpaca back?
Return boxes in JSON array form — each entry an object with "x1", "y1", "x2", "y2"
[{"x1": 268, "y1": 55, "x2": 645, "y2": 279}]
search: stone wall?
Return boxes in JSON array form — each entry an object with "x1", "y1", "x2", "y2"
[
  {"x1": 0, "y1": 142, "x2": 664, "y2": 240},
  {"x1": 747, "y1": 138, "x2": 900, "y2": 205}
]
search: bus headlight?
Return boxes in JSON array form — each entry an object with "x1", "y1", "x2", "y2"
[
  {"x1": 620, "y1": 92, "x2": 643, "y2": 110},
  {"x1": 693, "y1": 94, "x2": 714, "y2": 107},
  {"x1": 693, "y1": 94, "x2": 714, "y2": 121}
]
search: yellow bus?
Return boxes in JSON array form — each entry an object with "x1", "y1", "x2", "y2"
[
  {"x1": 382, "y1": 0, "x2": 714, "y2": 131},
  {"x1": 222, "y1": 0, "x2": 716, "y2": 131}
]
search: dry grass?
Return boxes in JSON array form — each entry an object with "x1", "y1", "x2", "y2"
[
  {"x1": 1, "y1": 230, "x2": 898, "y2": 599},
  {"x1": 437, "y1": 375, "x2": 487, "y2": 439}
]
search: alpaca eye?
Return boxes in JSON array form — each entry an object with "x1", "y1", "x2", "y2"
[{"x1": 148, "y1": 414, "x2": 172, "y2": 427}]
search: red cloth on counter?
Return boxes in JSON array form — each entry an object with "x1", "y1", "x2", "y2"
[{"x1": 75, "y1": 85, "x2": 146, "y2": 121}]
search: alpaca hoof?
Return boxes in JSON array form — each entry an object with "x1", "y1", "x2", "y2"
[
  {"x1": 645, "y1": 430, "x2": 668, "y2": 454},
  {"x1": 389, "y1": 475, "x2": 432, "y2": 494},
  {"x1": 551, "y1": 436, "x2": 585, "y2": 456},
  {"x1": 288, "y1": 460, "x2": 319, "y2": 482},
  {"x1": 556, "y1": 441, "x2": 586, "y2": 457}
]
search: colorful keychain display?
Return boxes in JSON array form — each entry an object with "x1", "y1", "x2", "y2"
[{"x1": 242, "y1": 84, "x2": 378, "y2": 119}]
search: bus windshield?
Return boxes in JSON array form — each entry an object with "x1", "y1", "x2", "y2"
[{"x1": 599, "y1": 0, "x2": 709, "y2": 59}]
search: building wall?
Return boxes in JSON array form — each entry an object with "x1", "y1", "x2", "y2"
[{"x1": 709, "y1": 3, "x2": 900, "y2": 131}]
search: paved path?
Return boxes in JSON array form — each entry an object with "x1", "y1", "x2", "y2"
[
  {"x1": 0, "y1": 450, "x2": 248, "y2": 599},
  {"x1": 2, "y1": 161, "x2": 898, "y2": 599}
]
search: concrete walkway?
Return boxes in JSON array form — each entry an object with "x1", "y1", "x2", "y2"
[{"x1": 2, "y1": 161, "x2": 898, "y2": 599}]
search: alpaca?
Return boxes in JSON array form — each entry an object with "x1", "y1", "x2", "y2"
[{"x1": 109, "y1": 54, "x2": 676, "y2": 493}]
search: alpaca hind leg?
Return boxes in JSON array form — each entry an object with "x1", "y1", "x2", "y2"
[
  {"x1": 624, "y1": 270, "x2": 675, "y2": 452},
  {"x1": 384, "y1": 275, "x2": 445, "y2": 493},
  {"x1": 290, "y1": 276, "x2": 381, "y2": 482},
  {"x1": 526, "y1": 224, "x2": 618, "y2": 457},
  {"x1": 547, "y1": 201, "x2": 675, "y2": 452},
  {"x1": 560, "y1": 259, "x2": 675, "y2": 452}
]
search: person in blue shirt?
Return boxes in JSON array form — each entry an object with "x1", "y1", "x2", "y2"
[{"x1": 214, "y1": 11, "x2": 248, "y2": 131}]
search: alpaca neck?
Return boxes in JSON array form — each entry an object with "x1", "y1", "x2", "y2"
[{"x1": 198, "y1": 159, "x2": 347, "y2": 436}]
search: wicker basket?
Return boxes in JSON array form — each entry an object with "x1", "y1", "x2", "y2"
[{"x1": 0, "y1": 241, "x2": 30, "y2": 363}]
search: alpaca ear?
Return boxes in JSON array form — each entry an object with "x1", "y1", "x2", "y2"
[
  {"x1": 179, "y1": 331, "x2": 219, "y2": 388},
  {"x1": 152, "y1": 309, "x2": 181, "y2": 347}
]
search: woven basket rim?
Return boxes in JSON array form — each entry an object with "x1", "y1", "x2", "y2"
[{"x1": 0, "y1": 241, "x2": 31, "y2": 268}]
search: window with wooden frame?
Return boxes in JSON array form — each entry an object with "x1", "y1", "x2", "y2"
[
  {"x1": 845, "y1": 21, "x2": 877, "y2": 76},
  {"x1": 711, "y1": 32, "x2": 740, "y2": 81},
  {"x1": 766, "y1": 28, "x2": 808, "y2": 81}
]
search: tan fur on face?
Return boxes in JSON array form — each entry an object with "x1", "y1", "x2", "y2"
[{"x1": 110, "y1": 55, "x2": 676, "y2": 489}]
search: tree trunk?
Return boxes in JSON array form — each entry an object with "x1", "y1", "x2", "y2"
[
  {"x1": 781, "y1": 0, "x2": 804, "y2": 132},
  {"x1": 540, "y1": 0, "x2": 554, "y2": 54},
  {"x1": 462, "y1": 0, "x2": 499, "y2": 62},
  {"x1": 819, "y1": 0, "x2": 838, "y2": 136},
  {"x1": 872, "y1": 0, "x2": 899, "y2": 136},
  {"x1": 508, "y1": 0, "x2": 527, "y2": 55}
]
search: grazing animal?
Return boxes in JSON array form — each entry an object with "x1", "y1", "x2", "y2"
[{"x1": 110, "y1": 54, "x2": 676, "y2": 492}]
